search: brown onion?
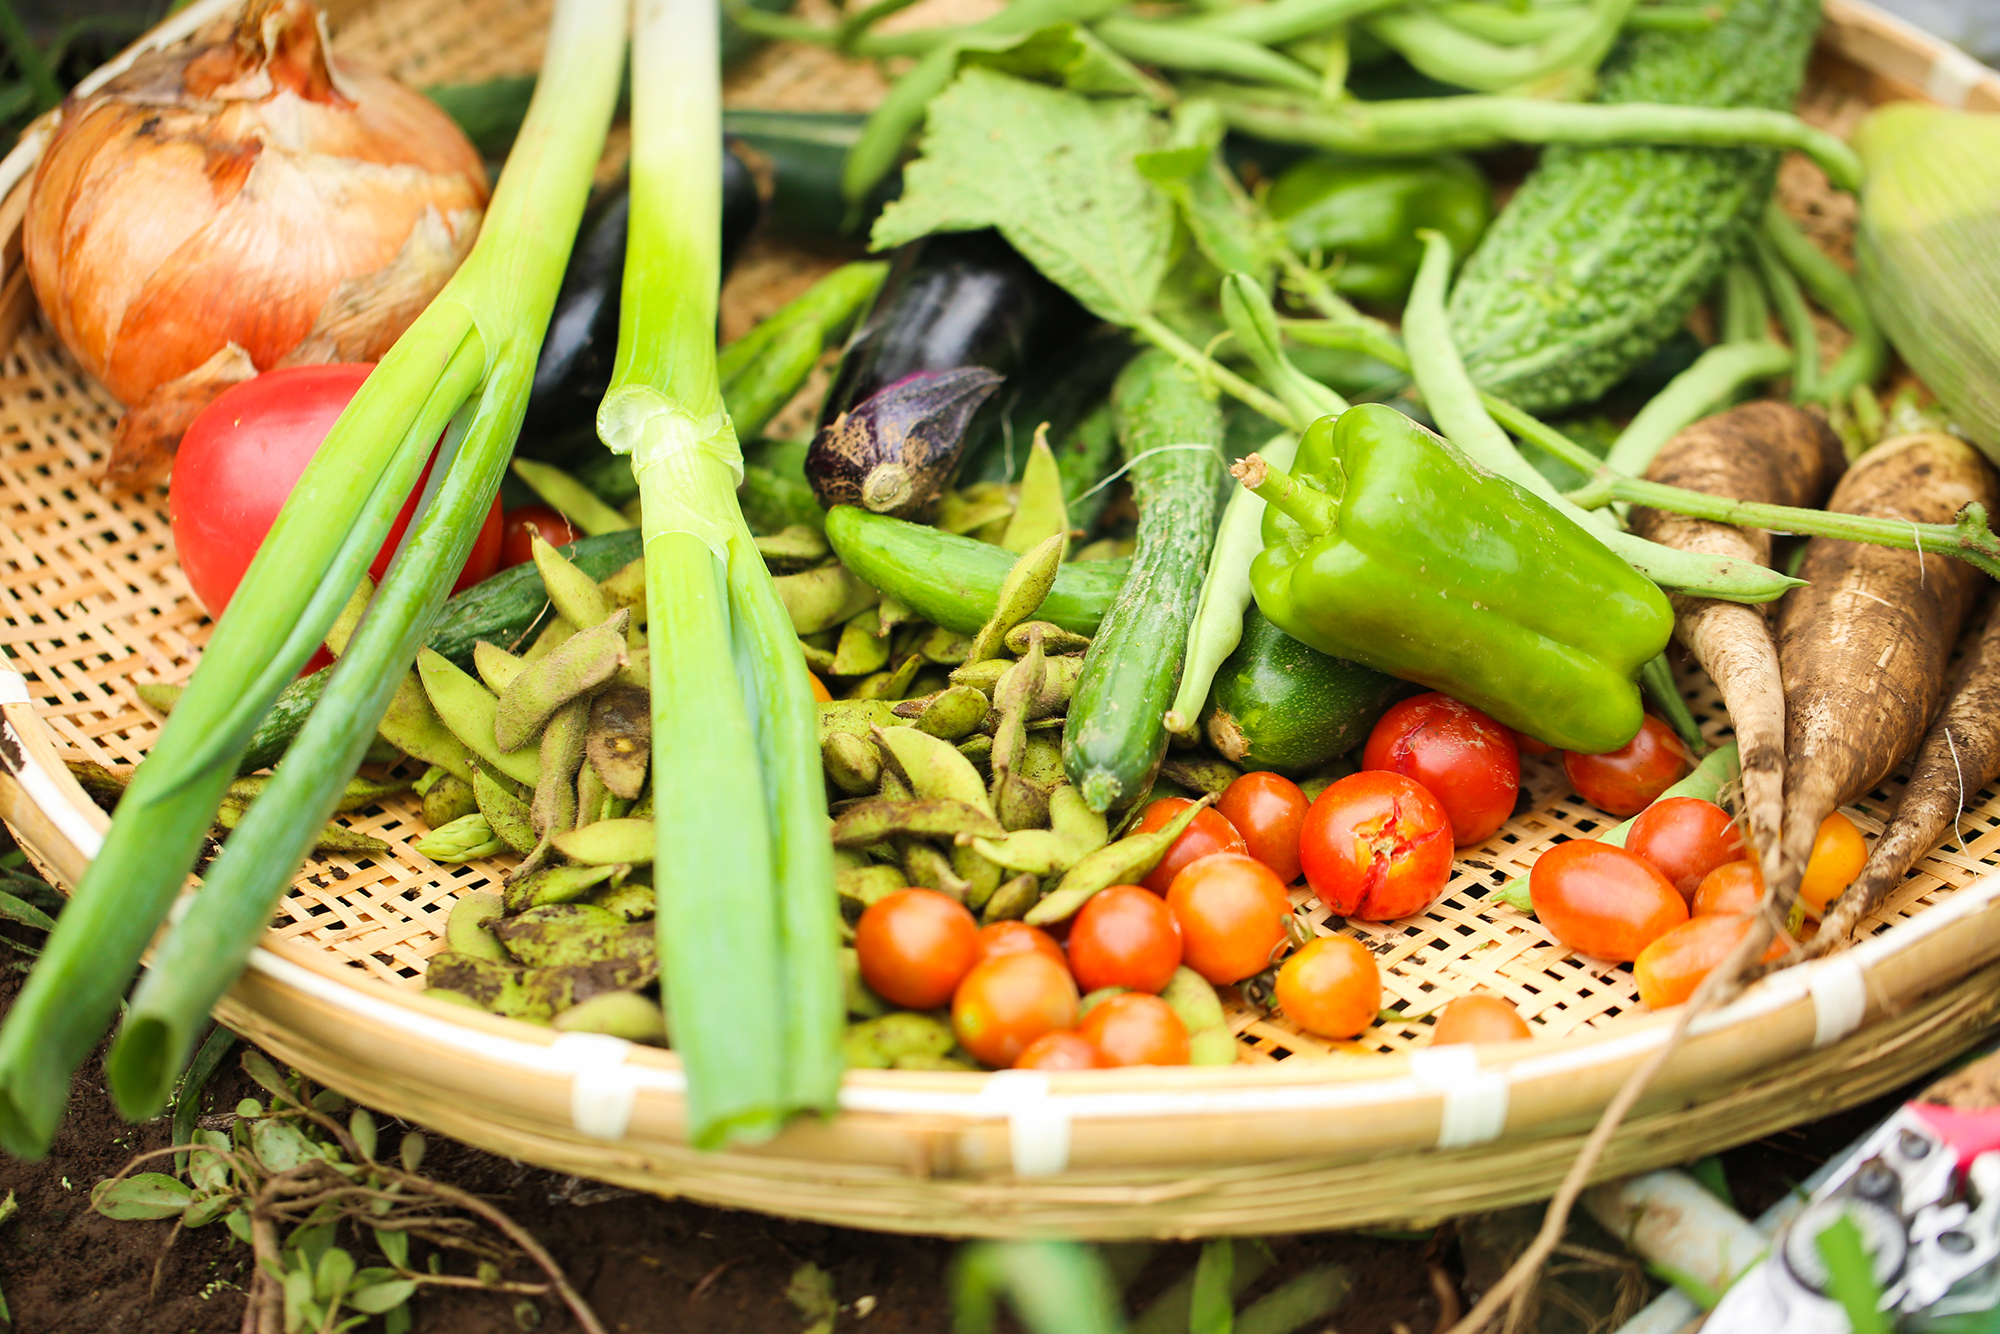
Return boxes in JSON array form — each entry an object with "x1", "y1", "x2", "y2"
[{"x1": 23, "y1": 0, "x2": 489, "y2": 488}]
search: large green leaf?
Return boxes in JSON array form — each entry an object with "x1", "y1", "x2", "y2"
[{"x1": 90, "y1": 1173, "x2": 194, "y2": 1221}]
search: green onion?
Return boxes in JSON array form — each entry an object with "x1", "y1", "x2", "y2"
[
  {"x1": 602, "y1": 0, "x2": 841, "y2": 1148},
  {"x1": 0, "y1": 0, "x2": 627, "y2": 1149}
]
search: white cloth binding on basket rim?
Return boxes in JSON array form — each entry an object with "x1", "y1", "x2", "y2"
[
  {"x1": 1807, "y1": 955, "x2": 1869, "y2": 1048},
  {"x1": 1407, "y1": 1045, "x2": 1509, "y2": 1148},
  {"x1": 548, "y1": 1032, "x2": 642, "y2": 1140},
  {"x1": 0, "y1": 671, "x2": 106, "y2": 860},
  {"x1": 977, "y1": 1070, "x2": 1070, "y2": 1176}
]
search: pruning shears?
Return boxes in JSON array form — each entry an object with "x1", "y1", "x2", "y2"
[{"x1": 1704, "y1": 1050, "x2": 2000, "y2": 1331}]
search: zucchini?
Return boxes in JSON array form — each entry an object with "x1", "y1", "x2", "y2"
[
  {"x1": 822, "y1": 506, "x2": 1127, "y2": 636},
  {"x1": 1062, "y1": 351, "x2": 1225, "y2": 812},
  {"x1": 1202, "y1": 608, "x2": 1411, "y2": 776},
  {"x1": 224, "y1": 531, "x2": 643, "y2": 773},
  {"x1": 1445, "y1": 0, "x2": 1820, "y2": 412}
]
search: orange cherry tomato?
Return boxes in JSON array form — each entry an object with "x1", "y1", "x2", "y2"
[
  {"x1": 1561, "y1": 715, "x2": 1693, "y2": 817},
  {"x1": 1273, "y1": 935, "x2": 1381, "y2": 1040},
  {"x1": 1013, "y1": 1030, "x2": 1111, "y2": 1071},
  {"x1": 1166, "y1": 853, "x2": 1293, "y2": 985},
  {"x1": 952, "y1": 952, "x2": 1079, "y2": 1068},
  {"x1": 1362, "y1": 692, "x2": 1521, "y2": 846},
  {"x1": 1799, "y1": 812, "x2": 1868, "y2": 916},
  {"x1": 975, "y1": 921, "x2": 1066, "y2": 967},
  {"x1": 1134, "y1": 798, "x2": 1249, "y2": 895},
  {"x1": 854, "y1": 888, "x2": 979, "y2": 1011},
  {"x1": 1529, "y1": 840, "x2": 1688, "y2": 962},
  {"x1": 1691, "y1": 860, "x2": 1764, "y2": 917},
  {"x1": 808, "y1": 671, "x2": 833, "y2": 703},
  {"x1": 1216, "y1": 771, "x2": 1310, "y2": 884},
  {"x1": 1634, "y1": 913, "x2": 1792, "y2": 1009},
  {"x1": 1431, "y1": 994, "x2": 1532, "y2": 1045},
  {"x1": 1298, "y1": 771, "x2": 1454, "y2": 921},
  {"x1": 1624, "y1": 797, "x2": 1745, "y2": 899},
  {"x1": 1076, "y1": 993, "x2": 1190, "y2": 1066},
  {"x1": 1066, "y1": 885, "x2": 1183, "y2": 994},
  {"x1": 499, "y1": 505, "x2": 578, "y2": 569}
]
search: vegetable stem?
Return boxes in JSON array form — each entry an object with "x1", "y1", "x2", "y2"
[
  {"x1": 1602, "y1": 341, "x2": 1793, "y2": 477},
  {"x1": 1132, "y1": 313, "x2": 1298, "y2": 430},
  {"x1": 1762, "y1": 204, "x2": 1886, "y2": 402}
]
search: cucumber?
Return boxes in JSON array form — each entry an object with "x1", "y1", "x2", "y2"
[
  {"x1": 1062, "y1": 352, "x2": 1225, "y2": 813},
  {"x1": 1445, "y1": 0, "x2": 1820, "y2": 413},
  {"x1": 822, "y1": 506, "x2": 1127, "y2": 636},
  {"x1": 1202, "y1": 608, "x2": 1412, "y2": 776},
  {"x1": 229, "y1": 530, "x2": 643, "y2": 773}
]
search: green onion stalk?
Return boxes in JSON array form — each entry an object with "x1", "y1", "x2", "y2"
[
  {"x1": 0, "y1": 0, "x2": 627, "y2": 1153},
  {"x1": 600, "y1": 0, "x2": 841, "y2": 1149}
]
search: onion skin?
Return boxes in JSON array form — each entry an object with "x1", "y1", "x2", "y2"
[{"x1": 23, "y1": 0, "x2": 488, "y2": 488}]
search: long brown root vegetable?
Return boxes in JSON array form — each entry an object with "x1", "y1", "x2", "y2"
[
  {"x1": 1773, "y1": 431, "x2": 2000, "y2": 902},
  {"x1": 1808, "y1": 593, "x2": 2000, "y2": 952},
  {"x1": 1629, "y1": 402, "x2": 1846, "y2": 886}
]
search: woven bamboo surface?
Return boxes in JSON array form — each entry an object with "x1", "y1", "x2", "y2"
[{"x1": 1, "y1": 0, "x2": 1999, "y2": 1236}]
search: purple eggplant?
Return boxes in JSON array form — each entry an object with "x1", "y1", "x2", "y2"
[{"x1": 805, "y1": 229, "x2": 1087, "y2": 518}]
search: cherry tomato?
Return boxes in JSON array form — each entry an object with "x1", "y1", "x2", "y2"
[
  {"x1": 1165, "y1": 854, "x2": 1293, "y2": 985},
  {"x1": 1528, "y1": 840, "x2": 1688, "y2": 962},
  {"x1": 951, "y1": 951, "x2": 1079, "y2": 1069},
  {"x1": 1513, "y1": 730, "x2": 1556, "y2": 756},
  {"x1": 1216, "y1": 771, "x2": 1310, "y2": 884},
  {"x1": 976, "y1": 921, "x2": 1067, "y2": 968},
  {"x1": 1298, "y1": 772, "x2": 1454, "y2": 921},
  {"x1": 1624, "y1": 797, "x2": 1746, "y2": 899},
  {"x1": 1799, "y1": 812, "x2": 1868, "y2": 916},
  {"x1": 1431, "y1": 994, "x2": 1532, "y2": 1045},
  {"x1": 1067, "y1": 885, "x2": 1183, "y2": 994},
  {"x1": 1076, "y1": 993, "x2": 1190, "y2": 1066},
  {"x1": 1013, "y1": 1031, "x2": 1111, "y2": 1071},
  {"x1": 1691, "y1": 860, "x2": 1764, "y2": 917},
  {"x1": 1362, "y1": 692, "x2": 1521, "y2": 845},
  {"x1": 808, "y1": 671, "x2": 833, "y2": 703},
  {"x1": 1273, "y1": 935, "x2": 1381, "y2": 1040},
  {"x1": 1133, "y1": 798, "x2": 1248, "y2": 895},
  {"x1": 498, "y1": 505, "x2": 578, "y2": 569},
  {"x1": 1634, "y1": 913, "x2": 1792, "y2": 1009},
  {"x1": 854, "y1": 888, "x2": 979, "y2": 1011},
  {"x1": 1560, "y1": 716, "x2": 1693, "y2": 817},
  {"x1": 171, "y1": 365, "x2": 504, "y2": 626}
]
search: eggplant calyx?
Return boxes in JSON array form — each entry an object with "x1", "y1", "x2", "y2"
[{"x1": 805, "y1": 367, "x2": 1004, "y2": 519}]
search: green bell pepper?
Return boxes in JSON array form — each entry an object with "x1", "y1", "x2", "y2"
[
  {"x1": 1266, "y1": 153, "x2": 1493, "y2": 307},
  {"x1": 1242, "y1": 403, "x2": 1672, "y2": 754}
]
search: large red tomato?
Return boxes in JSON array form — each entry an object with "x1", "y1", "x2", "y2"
[
  {"x1": 1361, "y1": 692, "x2": 1520, "y2": 846},
  {"x1": 170, "y1": 365, "x2": 504, "y2": 628},
  {"x1": 1298, "y1": 772, "x2": 1454, "y2": 921}
]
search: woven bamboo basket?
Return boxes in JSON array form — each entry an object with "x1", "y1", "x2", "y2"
[{"x1": 0, "y1": 0, "x2": 1996, "y2": 1241}]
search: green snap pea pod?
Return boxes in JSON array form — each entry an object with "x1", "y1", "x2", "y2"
[
  {"x1": 379, "y1": 672, "x2": 479, "y2": 784},
  {"x1": 474, "y1": 641, "x2": 527, "y2": 694},
  {"x1": 953, "y1": 843, "x2": 1003, "y2": 911},
  {"x1": 840, "y1": 948, "x2": 891, "y2": 1019},
  {"x1": 1601, "y1": 341, "x2": 1796, "y2": 477},
  {"x1": 208, "y1": 800, "x2": 388, "y2": 855},
  {"x1": 588, "y1": 876, "x2": 653, "y2": 922},
  {"x1": 949, "y1": 658, "x2": 1011, "y2": 694},
  {"x1": 414, "y1": 813, "x2": 506, "y2": 863},
  {"x1": 721, "y1": 261, "x2": 889, "y2": 437},
  {"x1": 513, "y1": 459, "x2": 634, "y2": 536},
  {"x1": 1029, "y1": 656, "x2": 1086, "y2": 720},
  {"x1": 552, "y1": 993, "x2": 669, "y2": 1043},
  {"x1": 531, "y1": 698, "x2": 590, "y2": 839},
  {"x1": 958, "y1": 734, "x2": 994, "y2": 766},
  {"x1": 1158, "y1": 755, "x2": 1242, "y2": 796},
  {"x1": 1159, "y1": 966, "x2": 1237, "y2": 1065},
  {"x1": 531, "y1": 532, "x2": 615, "y2": 628},
  {"x1": 1004, "y1": 622, "x2": 1090, "y2": 656},
  {"x1": 969, "y1": 533, "x2": 1067, "y2": 664},
  {"x1": 494, "y1": 904, "x2": 652, "y2": 970},
  {"x1": 837, "y1": 863, "x2": 908, "y2": 912},
  {"x1": 492, "y1": 612, "x2": 629, "y2": 752},
  {"x1": 1719, "y1": 259, "x2": 1770, "y2": 346},
  {"x1": 1492, "y1": 741, "x2": 1739, "y2": 912},
  {"x1": 600, "y1": 558, "x2": 645, "y2": 620},
  {"x1": 1004, "y1": 736, "x2": 1071, "y2": 831},
  {"x1": 822, "y1": 732, "x2": 883, "y2": 796},
  {"x1": 505, "y1": 863, "x2": 619, "y2": 915},
  {"x1": 423, "y1": 772, "x2": 479, "y2": 829},
  {"x1": 966, "y1": 829, "x2": 1079, "y2": 877},
  {"x1": 981, "y1": 873, "x2": 1041, "y2": 924},
  {"x1": 916, "y1": 625, "x2": 976, "y2": 664},
  {"x1": 584, "y1": 685, "x2": 649, "y2": 801},
  {"x1": 991, "y1": 631, "x2": 1046, "y2": 831},
  {"x1": 472, "y1": 766, "x2": 537, "y2": 857},
  {"x1": 1750, "y1": 228, "x2": 1819, "y2": 405},
  {"x1": 574, "y1": 762, "x2": 621, "y2": 828},
  {"x1": 1190, "y1": 0, "x2": 1403, "y2": 46},
  {"x1": 418, "y1": 649, "x2": 541, "y2": 786},
  {"x1": 850, "y1": 653, "x2": 924, "y2": 700},
  {"x1": 521, "y1": 616, "x2": 578, "y2": 663},
  {"x1": 1640, "y1": 654, "x2": 1707, "y2": 756},
  {"x1": 1058, "y1": 400, "x2": 1121, "y2": 539},
  {"x1": 1026, "y1": 795, "x2": 1213, "y2": 926},
  {"x1": 999, "y1": 432, "x2": 1071, "y2": 555},
  {"x1": 1361, "y1": 0, "x2": 1636, "y2": 95},
  {"x1": 831, "y1": 798, "x2": 1006, "y2": 846},
  {"x1": 446, "y1": 892, "x2": 508, "y2": 963},
  {"x1": 831, "y1": 611, "x2": 892, "y2": 678},
  {"x1": 1761, "y1": 203, "x2": 1884, "y2": 403},
  {"x1": 1094, "y1": 16, "x2": 1321, "y2": 93},
  {"x1": 219, "y1": 771, "x2": 408, "y2": 812},
  {"x1": 902, "y1": 841, "x2": 970, "y2": 900},
  {"x1": 820, "y1": 699, "x2": 902, "y2": 741},
  {"x1": 874, "y1": 726, "x2": 993, "y2": 815},
  {"x1": 551, "y1": 818, "x2": 657, "y2": 867},
  {"x1": 775, "y1": 564, "x2": 879, "y2": 636},
  {"x1": 912, "y1": 685, "x2": 990, "y2": 741}
]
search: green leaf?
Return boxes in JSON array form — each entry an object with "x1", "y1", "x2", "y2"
[
  {"x1": 91, "y1": 1173, "x2": 195, "y2": 1221},
  {"x1": 399, "y1": 1132, "x2": 427, "y2": 1174},
  {"x1": 957, "y1": 24, "x2": 1166, "y2": 101},
  {"x1": 282, "y1": 1267, "x2": 319, "y2": 1334},
  {"x1": 252, "y1": 1120, "x2": 318, "y2": 1174},
  {"x1": 785, "y1": 1263, "x2": 839, "y2": 1334},
  {"x1": 291, "y1": 1222, "x2": 338, "y2": 1274},
  {"x1": 189, "y1": 1130, "x2": 234, "y2": 1194},
  {"x1": 0, "y1": 888, "x2": 55, "y2": 934},
  {"x1": 1135, "y1": 101, "x2": 1276, "y2": 283},
  {"x1": 1191, "y1": 1239, "x2": 1233, "y2": 1334},
  {"x1": 350, "y1": 1109, "x2": 378, "y2": 1163},
  {"x1": 953, "y1": 1241, "x2": 1126, "y2": 1334},
  {"x1": 1813, "y1": 1214, "x2": 1890, "y2": 1334},
  {"x1": 315, "y1": 1245, "x2": 356, "y2": 1304},
  {"x1": 241, "y1": 1051, "x2": 291, "y2": 1102},
  {"x1": 183, "y1": 1194, "x2": 237, "y2": 1229},
  {"x1": 873, "y1": 68, "x2": 1174, "y2": 327},
  {"x1": 226, "y1": 1209, "x2": 255, "y2": 1245},
  {"x1": 374, "y1": 1227, "x2": 411, "y2": 1271},
  {"x1": 347, "y1": 1278, "x2": 419, "y2": 1315},
  {"x1": 384, "y1": 1304, "x2": 413, "y2": 1334}
]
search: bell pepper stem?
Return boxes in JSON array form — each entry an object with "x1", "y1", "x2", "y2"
[{"x1": 1230, "y1": 453, "x2": 1338, "y2": 536}]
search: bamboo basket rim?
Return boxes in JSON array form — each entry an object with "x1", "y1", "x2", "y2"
[{"x1": 2, "y1": 0, "x2": 1999, "y2": 1237}]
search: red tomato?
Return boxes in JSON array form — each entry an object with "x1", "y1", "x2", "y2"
[
  {"x1": 1133, "y1": 799, "x2": 1249, "y2": 895},
  {"x1": 1624, "y1": 797, "x2": 1745, "y2": 899},
  {"x1": 499, "y1": 505, "x2": 578, "y2": 569},
  {"x1": 1634, "y1": 913, "x2": 1792, "y2": 1009},
  {"x1": 952, "y1": 952, "x2": 1079, "y2": 1068},
  {"x1": 1691, "y1": 860, "x2": 1764, "y2": 917},
  {"x1": 1799, "y1": 812, "x2": 1868, "y2": 916},
  {"x1": 171, "y1": 365, "x2": 503, "y2": 627},
  {"x1": 1013, "y1": 1031, "x2": 1111, "y2": 1071},
  {"x1": 1362, "y1": 692, "x2": 1521, "y2": 845},
  {"x1": 1298, "y1": 772, "x2": 1454, "y2": 921},
  {"x1": 1076, "y1": 993, "x2": 1190, "y2": 1066},
  {"x1": 854, "y1": 888, "x2": 979, "y2": 1011},
  {"x1": 1274, "y1": 935, "x2": 1381, "y2": 1040},
  {"x1": 1513, "y1": 730, "x2": 1556, "y2": 757},
  {"x1": 1529, "y1": 840, "x2": 1688, "y2": 962},
  {"x1": 1216, "y1": 771, "x2": 1310, "y2": 883},
  {"x1": 975, "y1": 921, "x2": 1067, "y2": 967},
  {"x1": 1561, "y1": 716, "x2": 1693, "y2": 817},
  {"x1": 1165, "y1": 854, "x2": 1292, "y2": 984},
  {"x1": 1431, "y1": 994, "x2": 1531, "y2": 1045},
  {"x1": 808, "y1": 671, "x2": 833, "y2": 703},
  {"x1": 1067, "y1": 885, "x2": 1183, "y2": 994}
]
